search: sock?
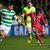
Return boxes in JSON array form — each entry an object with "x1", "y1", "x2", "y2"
[
  {"x1": 36, "y1": 34, "x2": 42, "y2": 44},
  {"x1": 0, "y1": 39, "x2": 3, "y2": 42},
  {"x1": 28, "y1": 32, "x2": 32, "y2": 43},
  {"x1": 28, "y1": 32, "x2": 32, "y2": 40},
  {"x1": 34, "y1": 31, "x2": 42, "y2": 44},
  {"x1": 38, "y1": 40, "x2": 41, "y2": 46}
]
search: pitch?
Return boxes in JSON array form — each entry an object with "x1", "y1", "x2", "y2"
[{"x1": 0, "y1": 36, "x2": 50, "y2": 50}]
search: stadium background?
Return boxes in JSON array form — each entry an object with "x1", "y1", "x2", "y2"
[{"x1": 0, "y1": 0, "x2": 50, "y2": 36}]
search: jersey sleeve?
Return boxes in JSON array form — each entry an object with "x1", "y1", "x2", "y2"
[
  {"x1": 41, "y1": 14, "x2": 46, "y2": 25},
  {"x1": 12, "y1": 11, "x2": 17, "y2": 20}
]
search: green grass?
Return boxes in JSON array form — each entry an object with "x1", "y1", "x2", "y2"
[{"x1": 0, "y1": 36, "x2": 50, "y2": 50}]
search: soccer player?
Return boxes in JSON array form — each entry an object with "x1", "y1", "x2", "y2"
[
  {"x1": 35, "y1": 10, "x2": 48, "y2": 46},
  {"x1": 30, "y1": 12, "x2": 43, "y2": 46},
  {"x1": 0, "y1": 3, "x2": 17, "y2": 42},
  {"x1": 22, "y1": 1, "x2": 36, "y2": 43}
]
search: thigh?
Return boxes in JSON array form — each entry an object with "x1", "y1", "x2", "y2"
[
  {"x1": 0, "y1": 25, "x2": 11, "y2": 35},
  {"x1": 4, "y1": 26, "x2": 11, "y2": 35}
]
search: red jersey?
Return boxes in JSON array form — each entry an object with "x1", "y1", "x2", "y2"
[
  {"x1": 36, "y1": 13, "x2": 46, "y2": 32},
  {"x1": 31, "y1": 13, "x2": 36, "y2": 28},
  {"x1": 36, "y1": 13, "x2": 46, "y2": 25}
]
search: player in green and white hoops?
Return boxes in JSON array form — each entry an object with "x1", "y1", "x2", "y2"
[{"x1": 0, "y1": 3, "x2": 18, "y2": 42}]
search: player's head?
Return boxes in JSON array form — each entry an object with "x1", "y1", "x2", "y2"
[
  {"x1": 36, "y1": 9, "x2": 42, "y2": 15},
  {"x1": 7, "y1": 3, "x2": 14, "y2": 10},
  {"x1": 35, "y1": 3, "x2": 40, "y2": 9},
  {"x1": 27, "y1": 1, "x2": 32, "y2": 8}
]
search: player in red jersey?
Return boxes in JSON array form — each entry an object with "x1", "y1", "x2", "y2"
[
  {"x1": 36, "y1": 11, "x2": 47, "y2": 37},
  {"x1": 31, "y1": 12, "x2": 43, "y2": 46},
  {"x1": 34, "y1": 10, "x2": 48, "y2": 46}
]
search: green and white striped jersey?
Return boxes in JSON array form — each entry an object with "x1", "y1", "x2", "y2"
[{"x1": 0, "y1": 9, "x2": 16, "y2": 26}]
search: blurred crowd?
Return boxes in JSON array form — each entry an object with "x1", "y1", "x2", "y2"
[{"x1": 0, "y1": 0, "x2": 50, "y2": 25}]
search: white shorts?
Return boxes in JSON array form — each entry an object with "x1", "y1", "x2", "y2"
[{"x1": 0, "y1": 24, "x2": 11, "y2": 36}]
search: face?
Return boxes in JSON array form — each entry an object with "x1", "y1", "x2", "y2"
[
  {"x1": 28, "y1": 2, "x2": 32, "y2": 8},
  {"x1": 35, "y1": 4, "x2": 39, "y2": 8},
  {"x1": 8, "y1": 5, "x2": 14, "y2": 10}
]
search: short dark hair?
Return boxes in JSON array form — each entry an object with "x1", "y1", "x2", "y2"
[
  {"x1": 4, "y1": 2, "x2": 14, "y2": 7},
  {"x1": 27, "y1": 1, "x2": 32, "y2": 4},
  {"x1": 7, "y1": 3, "x2": 13, "y2": 6}
]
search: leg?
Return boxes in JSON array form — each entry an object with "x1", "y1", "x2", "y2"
[
  {"x1": 39, "y1": 26, "x2": 47, "y2": 38},
  {"x1": 0, "y1": 30, "x2": 6, "y2": 42},
  {"x1": 27, "y1": 27, "x2": 32, "y2": 43},
  {"x1": 1, "y1": 30, "x2": 6, "y2": 39},
  {"x1": 33, "y1": 28, "x2": 44, "y2": 46}
]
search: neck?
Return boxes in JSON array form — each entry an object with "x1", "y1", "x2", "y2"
[{"x1": 7, "y1": 8, "x2": 11, "y2": 11}]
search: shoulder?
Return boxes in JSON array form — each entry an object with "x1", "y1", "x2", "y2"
[
  {"x1": 11, "y1": 10, "x2": 16, "y2": 14},
  {"x1": 0, "y1": 9, "x2": 8, "y2": 14},
  {"x1": 31, "y1": 6, "x2": 36, "y2": 13},
  {"x1": 31, "y1": 6, "x2": 36, "y2": 9},
  {"x1": 23, "y1": 7, "x2": 27, "y2": 10},
  {"x1": 2, "y1": 9, "x2": 8, "y2": 12},
  {"x1": 0, "y1": 9, "x2": 7, "y2": 12},
  {"x1": 11, "y1": 10, "x2": 15, "y2": 12}
]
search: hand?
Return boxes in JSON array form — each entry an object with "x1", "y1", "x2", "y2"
[
  {"x1": 22, "y1": 22, "x2": 25, "y2": 26},
  {"x1": 45, "y1": 24, "x2": 50, "y2": 29},
  {"x1": 21, "y1": 14, "x2": 24, "y2": 17},
  {"x1": 45, "y1": 24, "x2": 48, "y2": 27}
]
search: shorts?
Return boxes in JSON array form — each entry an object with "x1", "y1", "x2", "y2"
[
  {"x1": 0, "y1": 24, "x2": 11, "y2": 36},
  {"x1": 32, "y1": 23, "x2": 43, "y2": 33},
  {"x1": 26, "y1": 16, "x2": 31, "y2": 28},
  {"x1": 37, "y1": 25, "x2": 43, "y2": 33},
  {"x1": 26, "y1": 23, "x2": 31, "y2": 28}
]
